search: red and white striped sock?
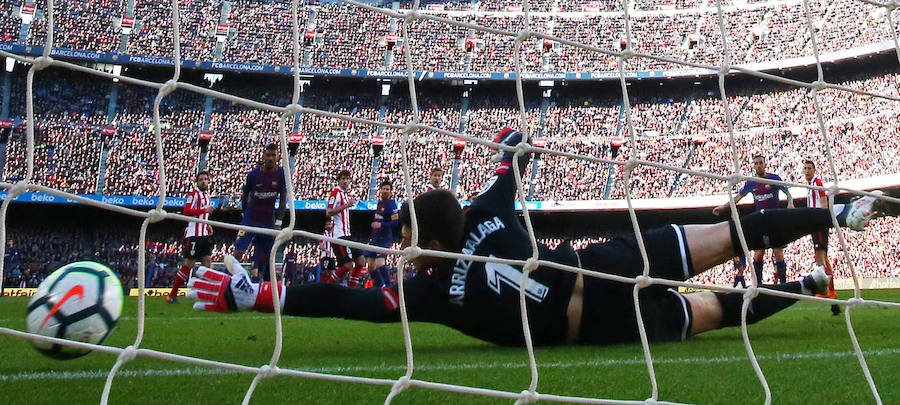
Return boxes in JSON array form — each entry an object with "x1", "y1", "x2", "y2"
[
  {"x1": 348, "y1": 265, "x2": 364, "y2": 288},
  {"x1": 168, "y1": 265, "x2": 191, "y2": 298}
]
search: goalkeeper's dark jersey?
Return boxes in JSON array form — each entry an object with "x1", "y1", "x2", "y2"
[
  {"x1": 283, "y1": 159, "x2": 579, "y2": 346},
  {"x1": 401, "y1": 170, "x2": 580, "y2": 346}
]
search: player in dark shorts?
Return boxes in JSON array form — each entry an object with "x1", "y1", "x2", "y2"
[
  {"x1": 732, "y1": 256, "x2": 747, "y2": 288},
  {"x1": 189, "y1": 129, "x2": 887, "y2": 347},
  {"x1": 233, "y1": 143, "x2": 287, "y2": 283},
  {"x1": 324, "y1": 170, "x2": 359, "y2": 285},
  {"x1": 803, "y1": 159, "x2": 840, "y2": 315},
  {"x1": 363, "y1": 180, "x2": 400, "y2": 287},
  {"x1": 283, "y1": 246, "x2": 298, "y2": 286},
  {"x1": 184, "y1": 236, "x2": 213, "y2": 262},
  {"x1": 330, "y1": 241, "x2": 353, "y2": 273},
  {"x1": 714, "y1": 154, "x2": 794, "y2": 284},
  {"x1": 167, "y1": 171, "x2": 215, "y2": 304}
]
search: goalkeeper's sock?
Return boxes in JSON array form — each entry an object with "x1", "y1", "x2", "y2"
[
  {"x1": 168, "y1": 265, "x2": 191, "y2": 298},
  {"x1": 715, "y1": 280, "x2": 805, "y2": 327},
  {"x1": 729, "y1": 208, "x2": 835, "y2": 253}
]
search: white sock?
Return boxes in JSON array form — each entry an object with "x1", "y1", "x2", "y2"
[
  {"x1": 832, "y1": 203, "x2": 846, "y2": 217},
  {"x1": 800, "y1": 281, "x2": 812, "y2": 296}
]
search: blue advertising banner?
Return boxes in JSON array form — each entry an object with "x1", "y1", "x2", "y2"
[
  {"x1": 0, "y1": 191, "x2": 189, "y2": 207},
  {"x1": 0, "y1": 191, "x2": 542, "y2": 211}
]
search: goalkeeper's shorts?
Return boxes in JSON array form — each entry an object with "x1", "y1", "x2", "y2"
[{"x1": 576, "y1": 225, "x2": 694, "y2": 345}]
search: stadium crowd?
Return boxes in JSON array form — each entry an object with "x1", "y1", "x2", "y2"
[
  {"x1": 0, "y1": 0, "x2": 895, "y2": 73},
  {"x1": 1, "y1": 0, "x2": 898, "y2": 291},
  {"x1": 2, "y1": 67, "x2": 899, "y2": 201},
  {"x1": 26, "y1": 0, "x2": 120, "y2": 53}
]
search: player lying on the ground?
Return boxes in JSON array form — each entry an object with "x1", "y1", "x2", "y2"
[{"x1": 188, "y1": 128, "x2": 888, "y2": 346}]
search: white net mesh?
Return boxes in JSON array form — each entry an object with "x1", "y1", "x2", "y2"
[{"x1": 2, "y1": 0, "x2": 900, "y2": 404}]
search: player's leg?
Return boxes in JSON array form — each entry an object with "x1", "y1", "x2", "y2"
[
  {"x1": 254, "y1": 234, "x2": 275, "y2": 282},
  {"x1": 374, "y1": 256, "x2": 390, "y2": 287},
  {"x1": 678, "y1": 201, "x2": 887, "y2": 335},
  {"x1": 685, "y1": 267, "x2": 830, "y2": 335},
  {"x1": 773, "y1": 247, "x2": 787, "y2": 284},
  {"x1": 232, "y1": 229, "x2": 254, "y2": 271},
  {"x1": 366, "y1": 255, "x2": 380, "y2": 285},
  {"x1": 683, "y1": 201, "x2": 881, "y2": 278},
  {"x1": 196, "y1": 236, "x2": 214, "y2": 270},
  {"x1": 167, "y1": 257, "x2": 194, "y2": 304},
  {"x1": 812, "y1": 231, "x2": 840, "y2": 314},
  {"x1": 169, "y1": 237, "x2": 199, "y2": 303},
  {"x1": 323, "y1": 257, "x2": 336, "y2": 283},
  {"x1": 326, "y1": 241, "x2": 354, "y2": 284},
  {"x1": 348, "y1": 252, "x2": 366, "y2": 287},
  {"x1": 580, "y1": 209, "x2": 840, "y2": 284},
  {"x1": 752, "y1": 249, "x2": 765, "y2": 285}
]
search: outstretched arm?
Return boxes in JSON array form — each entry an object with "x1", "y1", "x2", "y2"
[
  {"x1": 470, "y1": 128, "x2": 532, "y2": 215},
  {"x1": 713, "y1": 191, "x2": 747, "y2": 216},
  {"x1": 275, "y1": 168, "x2": 288, "y2": 228},
  {"x1": 188, "y1": 258, "x2": 446, "y2": 324},
  {"x1": 283, "y1": 283, "x2": 401, "y2": 322},
  {"x1": 240, "y1": 173, "x2": 252, "y2": 211},
  {"x1": 275, "y1": 191, "x2": 287, "y2": 229},
  {"x1": 782, "y1": 185, "x2": 794, "y2": 208}
]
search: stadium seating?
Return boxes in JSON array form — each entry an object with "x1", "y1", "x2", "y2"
[
  {"x1": 1, "y1": 0, "x2": 894, "y2": 72},
  {"x1": 1, "y1": 0, "x2": 897, "y2": 290},
  {"x1": 2, "y1": 68, "x2": 899, "y2": 201}
]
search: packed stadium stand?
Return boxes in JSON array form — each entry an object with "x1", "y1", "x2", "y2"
[
  {"x1": 2, "y1": 67, "x2": 897, "y2": 201},
  {"x1": 1, "y1": 0, "x2": 897, "y2": 291},
  {"x1": 0, "y1": 0, "x2": 895, "y2": 70}
]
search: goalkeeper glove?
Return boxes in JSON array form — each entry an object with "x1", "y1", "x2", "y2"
[
  {"x1": 490, "y1": 127, "x2": 531, "y2": 163},
  {"x1": 187, "y1": 257, "x2": 282, "y2": 313}
]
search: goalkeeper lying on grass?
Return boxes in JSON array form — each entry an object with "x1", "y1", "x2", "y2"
[{"x1": 189, "y1": 128, "x2": 888, "y2": 346}]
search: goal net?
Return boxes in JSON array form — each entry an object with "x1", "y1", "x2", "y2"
[{"x1": 1, "y1": 0, "x2": 900, "y2": 404}]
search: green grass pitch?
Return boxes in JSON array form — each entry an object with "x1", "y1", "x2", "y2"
[{"x1": 1, "y1": 290, "x2": 898, "y2": 404}]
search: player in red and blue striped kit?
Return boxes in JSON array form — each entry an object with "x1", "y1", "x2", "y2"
[
  {"x1": 714, "y1": 154, "x2": 793, "y2": 284},
  {"x1": 233, "y1": 143, "x2": 287, "y2": 282},
  {"x1": 364, "y1": 180, "x2": 400, "y2": 287}
]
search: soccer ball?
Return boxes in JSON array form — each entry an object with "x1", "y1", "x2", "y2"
[{"x1": 25, "y1": 261, "x2": 124, "y2": 359}]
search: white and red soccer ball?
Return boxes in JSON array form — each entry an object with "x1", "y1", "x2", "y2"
[{"x1": 25, "y1": 261, "x2": 123, "y2": 359}]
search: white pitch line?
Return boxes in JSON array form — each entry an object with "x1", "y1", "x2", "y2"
[{"x1": 1, "y1": 348, "x2": 898, "y2": 382}]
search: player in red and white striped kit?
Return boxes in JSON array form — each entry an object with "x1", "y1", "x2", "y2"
[
  {"x1": 323, "y1": 169, "x2": 366, "y2": 286},
  {"x1": 317, "y1": 219, "x2": 337, "y2": 283},
  {"x1": 167, "y1": 171, "x2": 215, "y2": 303},
  {"x1": 803, "y1": 160, "x2": 840, "y2": 315},
  {"x1": 324, "y1": 170, "x2": 359, "y2": 286}
]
